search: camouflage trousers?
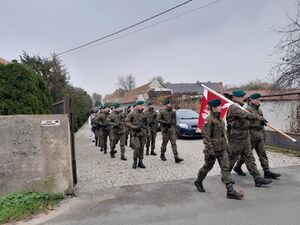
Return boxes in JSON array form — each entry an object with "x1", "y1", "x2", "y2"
[
  {"x1": 161, "y1": 128, "x2": 178, "y2": 156},
  {"x1": 228, "y1": 137, "x2": 262, "y2": 180},
  {"x1": 124, "y1": 127, "x2": 130, "y2": 146},
  {"x1": 110, "y1": 131, "x2": 126, "y2": 156},
  {"x1": 132, "y1": 135, "x2": 146, "y2": 160},
  {"x1": 100, "y1": 129, "x2": 110, "y2": 151},
  {"x1": 235, "y1": 139, "x2": 270, "y2": 172},
  {"x1": 146, "y1": 129, "x2": 157, "y2": 151},
  {"x1": 197, "y1": 150, "x2": 232, "y2": 184},
  {"x1": 95, "y1": 128, "x2": 101, "y2": 147}
]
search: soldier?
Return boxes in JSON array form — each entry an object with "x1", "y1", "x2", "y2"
[
  {"x1": 128, "y1": 103, "x2": 136, "y2": 149},
  {"x1": 158, "y1": 99, "x2": 184, "y2": 163},
  {"x1": 227, "y1": 90, "x2": 272, "y2": 187},
  {"x1": 125, "y1": 100, "x2": 148, "y2": 169},
  {"x1": 144, "y1": 103, "x2": 158, "y2": 156},
  {"x1": 92, "y1": 107, "x2": 102, "y2": 148},
  {"x1": 109, "y1": 103, "x2": 127, "y2": 160},
  {"x1": 98, "y1": 104, "x2": 111, "y2": 154},
  {"x1": 194, "y1": 99, "x2": 244, "y2": 200},
  {"x1": 123, "y1": 105, "x2": 132, "y2": 146},
  {"x1": 233, "y1": 93, "x2": 281, "y2": 179}
]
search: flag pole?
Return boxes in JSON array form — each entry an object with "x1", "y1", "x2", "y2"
[{"x1": 200, "y1": 84, "x2": 297, "y2": 143}]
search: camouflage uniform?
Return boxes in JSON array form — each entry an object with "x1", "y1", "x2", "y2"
[
  {"x1": 144, "y1": 107, "x2": 158, "y2": 155},
  {"x1": 92, "y1": 112, "x2": 102, "y2": 148},
  {"x1": 98, "y1": 111, "x2": 110, "y2": 154},
  {"x1": 109, "y1": 110, "x2": 126, "y2": 159},
  {"x1": 123, "y1": 109, "x2": 131, "y2": 146},
  {"x1": 158, "y1": 108, "x2": 183, "y2": 163},
  {"x1": 227, "y1": 103, "x2": 272, "y2": 186},
  {"x1": 125, "y1": 109, "x2": 148, "y2": 168},
  {"x1": 196, "y1": 111, "x2": 232, "y2": 184}
]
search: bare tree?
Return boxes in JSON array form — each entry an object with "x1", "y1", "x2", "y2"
[
  {"x1": 151, "y1": 75, "x2": 164, "y2": 84},
  {"x1": 271, "y1": 1, "x2": 300, "y2": 88},
  {"x1": 117, "y1": 74, "x2": 136, "y2": 91}
]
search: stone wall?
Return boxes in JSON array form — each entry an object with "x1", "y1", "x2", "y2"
[{"x1": 0, "y1": 114, "x2": 73, "y2": 196}]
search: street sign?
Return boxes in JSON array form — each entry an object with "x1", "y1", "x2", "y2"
[{"x1": 41, "y1": 120, "x2": 60, "y2": 127}]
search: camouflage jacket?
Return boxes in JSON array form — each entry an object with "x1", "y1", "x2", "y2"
[
  {"x1": 144, "y1": 108, "x2": 158, "y2": 131},
  {"x1": 91, "y1": 112, "x2": 101, "y2": 129},
  {"x1": 125, "y1": 109, "x2": 148, "y2": 137},
  {"x1": 226, "y1": 103, "x2": 262, "y2": 139},
  {"x1": 98, "y1": 112, "x2": 110, "y2": 132},
  {"x1": 203, "y1": 111, "x2": 228, "y2": 153},
  {"x1": 246, "y1": 103, "x2": 265, "y2": 141},
  {"x1": 109, "y1": 111, "x2": 125, "y2": 134},
  {"x1": 157, "y1": 108, "x2": 176, "y2": 132}
]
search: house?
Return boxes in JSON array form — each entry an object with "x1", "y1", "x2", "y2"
[
  {"x1": 120, "y1": 80, "x2": 172, "y2": 106},
  {"x1": 103, "y1": 88, "x2": 126, "y2": 105},
  {"x1": 0, "y1": 57, "x2": 10, "y2": 64}
]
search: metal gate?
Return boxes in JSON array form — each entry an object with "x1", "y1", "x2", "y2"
[{"x1": 52, "y1": 97, "x2": 77, "y2": 185}]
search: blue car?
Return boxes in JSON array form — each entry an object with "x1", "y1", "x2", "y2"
[{"x1": 176, "y1": 109, "x2": 202, "y2": 138}]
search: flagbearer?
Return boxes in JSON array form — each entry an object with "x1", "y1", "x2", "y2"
[
  {"x1": 194, "y1": 99, "x2": 243, "y2": 200},
  {"x1": 233, "y1": 93, "x2": 281, "y2": 179}
]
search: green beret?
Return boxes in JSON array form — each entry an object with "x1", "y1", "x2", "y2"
[
  {"x1": 249, "y1": 93, "x2": 261, "y2": 100},
  {"x1": 163, "y1": 99, "x2": 171, "y2": 105},
  {"x1": 113, "y1": 102, "x2": 121, "y2": 108},
  {"x1": 232, "y1": 90, "x2": 246, "y2": 97},
  {"x1": 208, "y1": 99, "x2": 221, "y2": 107},
  {"x1": 136, "y1": 100, "x2": 144, "y2": 105}
]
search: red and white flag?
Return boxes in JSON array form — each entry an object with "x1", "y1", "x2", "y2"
[{"x1": 197, "y1": 88, "x2": 231, "y2": 130}]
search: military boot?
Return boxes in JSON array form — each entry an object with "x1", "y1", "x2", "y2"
[
  {"x1": 174, "y1": 156, "x2": 184, "y2": 163},
  {"x1": 222, "y1": 178, "x2": 235, "y2": 185},
  {"x1": 255, "y1": 177, "x2": 272, "y2": 187},
  {"x1": 264, "y1": 170, "x2": 281, "y2": 179},
  {"x1": 121, "y1": 154, "x2": 127, "y2": 161},
  {"x1": 132, "y1": 160, "x2": 137, "y2": 169},
  {"x1": 226, "y1": 184, "x2": 244, "y2": 200},
  {"x1": 194, "y1": 179, "x2": 205, "y2": 192},
  {"x1": 146, "y1": 147, "x2": 149, "y2": 155},
  {"x1": 233, "y1": 167, "x2": 247, "y2": 176},
  {"x1": 138, "y1": 159, "x2": 146, "y2": 169},
  {"x1": 100, "y1": 148, "x2": 103, "y2": 152},
  {"x1": 110, "y1": 152, "x2": 115, "y2": 158},
  {"x1": 150, "y1": 150, "x2": 157, "y2": 156},
  {"x1": 104, "y1": 149, "x2": 107, "y2": 154},
  {"x1": 160, "y1": 153, "x2": 167, "y2": 161}
]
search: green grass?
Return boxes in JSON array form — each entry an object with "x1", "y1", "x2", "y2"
[
  {"x1": 0, "y1": 192, "x2": 64, "y2": 224},
  {"x1": 266, "y1": 145, "x2": 300, "y2": 158}
]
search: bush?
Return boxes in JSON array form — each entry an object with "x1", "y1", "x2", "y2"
[{"x1": 0, "y1": 63, "x2": 51, "y2": 115}]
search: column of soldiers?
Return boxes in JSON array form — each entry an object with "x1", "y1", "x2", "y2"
[
  {"x1": 194, "y1": 90, "x2": 281, "y2": 200},
  {"x1": 91, "y1": 99, "x2": 184, "y2": 169}
]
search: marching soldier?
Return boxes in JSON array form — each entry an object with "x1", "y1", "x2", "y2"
[
  {"x1": 123, "y1": 105, "x2": 132, "y2": 146},
  {"x1": 92, "y1": 107, "x2": 102, "y2": 148},
  {"x1": 158, "y1": 99, "x2": 183, "y2": 163},
  {"x1": 125, "y1": 101, "x2": 148, "y2": 169},
  {"x1": 144, "y1": 103, "x2": 158, "y2": 156},
  {"x1": 233, "y1": 93, "x2": 281, "y2": 179},
  {"x1": 194, "y1": 99, "x2": 244, "y2": 200},
  {"x1": 109, "y1": 103, "x2": 127, "y2": 160},
  {"x1": 98, "y1": 104, "x2": 111, "y2": 154},
  {"x1": 226, "y1": 90, "x2": 272, "y2": 187}
]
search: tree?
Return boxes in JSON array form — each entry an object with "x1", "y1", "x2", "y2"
[
  {"x1": 271, "y1": 2, "x2": 300, "y2": 88},
  {"x1": 151, "y1": 75, "x2": 164, "y2": 84},
  {"x1": 0, "y1": 62, "x2": 51, "y2": 115},
  {"x1": 117, "y1": 74, "x2": 136, "y2": 91},
  {"x1": 224, "y1": 79, "x2": 271, "y2": 90},
  {"x1": 92, "y1": 92, "x2": 102, "y2": 107},
  {"x1": 20, "y1": 52, "x2": 70, "y2": 102}
]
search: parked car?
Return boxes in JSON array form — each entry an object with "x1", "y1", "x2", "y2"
[{"x1": 175, "y1": 109, "x2": 202, "y2": 138}]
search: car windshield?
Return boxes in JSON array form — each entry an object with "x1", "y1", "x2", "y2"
[{"x1": 176, "y1": 110, "x2": 199, "y2": 119}]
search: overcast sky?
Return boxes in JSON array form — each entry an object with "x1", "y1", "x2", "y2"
[{"x1": 1, "y1": 0, "x2": 297, "y2": 95}]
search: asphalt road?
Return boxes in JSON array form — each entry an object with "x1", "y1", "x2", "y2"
[{"x1": 25, "y1": 166, "x2": 300, "y2": 225}]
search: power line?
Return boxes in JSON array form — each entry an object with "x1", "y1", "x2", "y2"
[
  {"x1": 66, "y1": 0, "x2": 222, "y2": 56},
  {"x1": 56, "y1": 0, "x2": 193, "y2": 56}
]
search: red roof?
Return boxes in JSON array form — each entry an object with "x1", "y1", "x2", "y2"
[
  {"x1": 103, "y1": 89, "x2": 126, "y2": 102},
  {"x1": 120, "y1": 83, "x2": 151, "y2": 104}
]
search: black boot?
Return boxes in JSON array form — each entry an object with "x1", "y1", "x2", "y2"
[
  {"x1": 194, "y1": 179, "x2": 205, "y2": 192},
  {"x1": 100, "y1": 148, "x2": 103, "y2": 152},
  {"x1": 264, "y1": 170, "x2": 281, "y2": 179},
  {"x1": 255, "y1": 177, "x2": 272, "y2": 187},
  {"x1": 132, "y1": 160, "x2": 137, "y2": 169},
  {"x1": 150, "y1": 150, "x2": 157, "y2": 156},
  {"x1": 110, "y1": 152, "x2": 115, "y2": 158},
  {"x1": 121, "y1": 155, "x2": 127, "y2": 161},
  {"x1": 226, "y1": 184, "x2": 244, "y2": 200},
  {"x1": 146, "y1": 148, "x2": 149, "y2": 156},
  {"x1": 104, "y1": 149, "x2": 107, "y2": 154},
  {"x1": 138, "y1": 159, "x2": 146, "y2": 169},
  {"x1": 175, "y1": 156, "x2": 184, "y2": 163},
  {"x1": 234, "y1": 167, "x2": 247, "y2": 176},
  {"x1": 160, "y1": 153, "x2": 167, "y2": 161}
]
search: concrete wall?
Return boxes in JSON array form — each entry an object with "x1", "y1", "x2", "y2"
[{"x1": 0, "y1": 114, "x2": 73, "y2": 196}]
